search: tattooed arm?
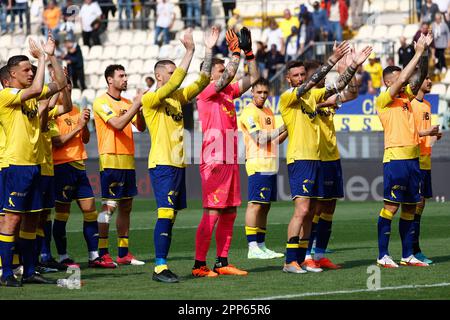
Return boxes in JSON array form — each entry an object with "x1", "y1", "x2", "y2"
[
  {"x1": 238, "y1": 58, "x2": 260, "y2": 95},
  {"x1": 317, "y1": 75, "x2": 360, "y2": 109},
  {"x1": 214, "y1": 54, "x2": 241, "y2": 93},
  {"x1": 408, "y1": 54, "x2": 429, "y2": 95}
]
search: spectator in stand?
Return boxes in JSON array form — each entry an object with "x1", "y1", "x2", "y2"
[
  {"x1": 140, "y1": 0, "x2": 156, "y2": 29},
  {"x1": 414, "y1": 22, "x2": 435, "y2": 56},
  {"x1": 386, "y1": 56, "x2": 395, "y2": 66},
  {"x1": 80, "y1": 0, "x2": 103, "y2": 47},
  {"x1": 432, "y1": 12, "x2": 450, "y2": 73},
  {"x1": 0, "y1": 0, "x2": 14, "y2": 35},
  {"x1": 145, "y1": 76, "x2": 155, "y2": 90},
  {"x1": 227, "y1": 7, "x2": 242, "y2": 32},
  {"x1": 42, "y1": 1, "x2": 61, "y2": 39},
  {"x1": 63, "y1": 39, "x2": 87, "y2": 91},
  {"x1": 363, "y1": 52, "x2": 383, "y2": 94},
  {"x1": 61, "y1": 0, "x2": 78, "y2": 40},
  {"x1": 97, "y1": 0, "x2": 117, "y2": 30},
  {"x1": 434, "y1": 0, "x2": 450, "y2": 14},
  {"x1": 421, "y1": 0, "x2": 439, "y2": 23},
  {"x1": 13, "y1": 0, "x2": 31, "y2": 34},
  {"x1": 265, "y1": 44, "x2": 285, "y2": 79},
  {"x1": 398, "y1": 36, "x2": 415, "y2": 68},
  {"x1": 298, "y1": 14, "x2": 315, "y2": 60},
  {"x1": 212, "y1": 24, "x2": 228, "y2": 56},
  {"x1": 324, "y1": 0, "x2": 348, "y2": 42},
  {"x1": 204, "y1": 0, "x2": 213, "y2": 27},
  {"x1": 350, "y1": 0, "x2": 364, "y2": 30},
  {"x1": 285, "y1": 26, "x2": 300, "y2": 62},
  {"x1": 256, "y1": 41, "x2": 267, "y2": 77},
  {"x1": 155, "y1": 0, "x2": 175, "y2": 45},
  {"x1": 262, "y1": 18, "x2": 285, "y2": 55},
  {"x1": 222, "y1": 0, "x2": 236, "y2": 25},
  {"x1": 186, "y1": 0, "x2": 201, "y2": 28},
  {"x1": 356, "y1": 64, "x2": 373, "y2": 95},
  {"x1": 117, "y1": 0, "x2": 132, "y2": 29},
  {"x1": 312, "y1": 0, "x2": 329, "y2": 41},
  {"x1": 416, "y1": 0, "x2": 422, "y2": 21},
  {"x1": 279, "y1": 9, "x2": 299, "y2": 39}
]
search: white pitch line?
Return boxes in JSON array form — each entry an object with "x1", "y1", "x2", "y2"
[
  {"x1": 66, "y1": 222, "x2": 287, "y2": 233},
  {"x1": 252, "y1": 282, "x2": 450, "y2": 300}
]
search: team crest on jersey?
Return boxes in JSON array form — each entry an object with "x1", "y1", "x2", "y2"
[
  {"x1": 247, "y1": 116, "x2": 256, "y2": 129},
  {"x1": 165, "y1": 106, "x2": 183, "y2": 122}
]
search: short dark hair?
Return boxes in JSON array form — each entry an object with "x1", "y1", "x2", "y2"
[
  {"x1": 145, "y1": 76, "x2": 155, "y2": 82},
  {"x1": 382, "y1": 66, "x2": 402, "y2": 79},
  {"x1": 154, "y1": 60, "x2": 175, "y2": 72},
  {"x1": 7, "y1": 55, "x2": 29, "y2": 71},
  {"x1": 286, "y1": 60, "x2": 305, "y2": 73},
  {"x1": 252, "y1": 77, "x2": 269, "y2": 89},
  {"x1": 104, "y1": 64, "x2": 125, "y2": 82},
  {"x1": 199, "y1": 58, "x2": 224, "y2": 72},
  {"x1": 0, "y1": 65, "x2": 10, "y2": 87},
  {"x1": 303, "y1": 60, "x2": 322, "y2": 72}
]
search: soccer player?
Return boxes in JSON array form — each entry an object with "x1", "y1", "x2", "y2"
[
  {"x1": 93, "y1": 65, "x2": 146, "y2": 267},
  {"x1": 0, "y1": 35, "x2": 67, "y2": 287},
  {"x1": 411, "y1": 76, "x2": 442, "y2": 264},
  {"x1": 41, "y1": 78, "x2": 116, "y2": 269},
  {"x1": 192, "y1": 27, "x2": 259, "y2": 277},
  {"x1": 375, "y1": 33, "x2": 433, "y2": 268},
  {"x1": 239, "y1": 78, "x2": 287, "y2": 260},
  {"x1": 145, "y1": 27, "x2": 219, "y2": 283},
  {"x1": 303, "y1": 52, "x2": 361, "y2": 270},
  {"x1": 279, "y1": 42, "x2": 372, "y2": 274}
]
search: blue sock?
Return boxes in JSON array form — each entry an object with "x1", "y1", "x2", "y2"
[
  {"x1": 256, "y1": 227, "x2": 266, "y2": 244},
  {"x1": 0, "y1": 233, "x2": 15, "y2": 279},
  {"x1": 53, "y1": 219, "x2": 68, "y2": 256},
  {"x1": 316, "y1": 215, "x2": 333, "y2": 254},
  {"x1": 18, "y1": 234, "x2": 37, "y2": 278},
  {"x1": 306, "y1": 221, "x2": 318, "y2": 256},
  {"x1": 41, "y1": 219, "x2": 53, "y2": 261},
  {"x1": 412, "y1": 213, "x2": 422, "y2": 254},
  {"x1": 36, "y1": 234, "x2": 44, "y2": 264},
  {"x1": 154, "y1": 218, "x2": 172, "y2": 263},
  {"x1": 83, "y1": 221, "x2": 99, "y2": 253},
  {"x1": 399, "y1": 213, "x2": 414, "y2": 259},
  {"x1": 378, "y1": 214, "x2": 393, "y2": 259},
  {"x1": 298, "y1": 239, "x2": 309, "y2": 263},
  {"x1": 285, "y1": 236, "x2": 299, "y2": 264},
  {"x1": 245, "y1": 226, "x2": 258, "y2": 244}
]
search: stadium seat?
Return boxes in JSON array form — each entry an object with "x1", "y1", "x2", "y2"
[
  {"x1": 127, "y1": 74, "x2": 142, "y2": 87},
  {"x1": 430, "y1": 83, "x2": 447, "y2": 97},
  {"x1": 118, "y1": 31, "x2": 133, "y2": 45},
  {"x1": 0, "y1": 47, "x2": 8, "y2": 62},
  {"x1": 370, "y1": 0, "x2": 384, "y2": 12},
  {"x1": 8, "y1": 47, "x2": 23, "y2": 57},
  {"x1": 100, "y1": 60, "x2": 115, "y2": 75},
  {"x1": 1, "y1": 34, "x2": 12, "y2": 48},
  {"x1": 116, "y1": 59, "x2": 129, "y2": 69},
  {"x1": 116, "y1": 45, "x2": 132, "y2": 59},
  {"x1": 142, "y1": 59, "x2": 157, "y2": 73},
  {"x1": 442, "y1": 71, "x2": 450, "y2": 84},
  {"x1": 388, "y1": 25, "x2": 404, "y2": 39},
  {"x1": 403, "y1": 24, "x2": 418, "y2": 39},
  {"x1": 80, "y1": 45, "x2": 90, "y2": 59},
  {"x1": 105, "y1": 31, "x2": 120, "y2": 45},
  {"x1": 84, "y1": 60, "x2": 99, "y2": 75},
  {"x1": 438, "y1": 99, "x2": 449, "y2": 113},
  {"x1": 129, "y1": 45, "x2": 146, "y2": 60},
  {"x1": 158, "y1": 44, "x2": 173, "y2": 59},
  {"x1": 445, "y1": 86, "x2": 450, "y2": 101},
  {"x1": 132, "y1": 31, "x2": 149, "y2": 45},
  {"x1": 87, "y1": 46, "x2": 103, "y2": 60},
  {"x1": 102, "y1": 46, "x2": 118, "y2": 60},
  {"x1": 71, "y1": 88, "x2": 82, "y2": 103},
  {"x1": 81, "y1": 89, "x2": 96, "y2": 103},
  {"x1": 355, "y1": 25, "x2": 373, "y2": 40},
  {"x1": 384, "y1": 1, "x2": 399, "y2": 11},
  {"x1": 144, "y1": 45, "x2": 159, "y2": 58},
  {"x1": 129, "y1": 59, "x2": 144, "y2": 74},
  {"x1": 122, "y1": 89, "x2": 136, "y2": 100},
  {"x1": 172, "y1": 45, "x2": 186, "y2": 59},
  {"x1": 372, "y1": 25, "x2": 389, "y2": 40}
]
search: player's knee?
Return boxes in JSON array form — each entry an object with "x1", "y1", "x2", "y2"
[
  {"x1": 102, "y1": 200, "x2": 118, "y2": 212},
  {"x1": 97, "y1": 210, "x2": 112, "y2": 224}
]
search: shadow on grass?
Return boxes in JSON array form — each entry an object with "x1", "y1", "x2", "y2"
[
  {"x1": 81, "y1": 271, "x2": 148, "y2": 280},
  {"x1": 426, "y1": 255, "x2": 450, "y2": 264},
  {"x1": 338, "y1": 259, "x2": 377, "y2": 269}
]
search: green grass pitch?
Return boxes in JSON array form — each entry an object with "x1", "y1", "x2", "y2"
[{"x1": 1, "y1": 200, "x2": 449, "y2": 300}]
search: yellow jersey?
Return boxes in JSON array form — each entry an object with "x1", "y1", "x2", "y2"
[
  {"x1": 280, "y1": 87, "x2": 326, "y2": 163},
  {"x1": 0, "y1": 86, "x2": 49, "y2": 166},
  {"x1": 239, "y1": 102, "x2": 279, "y2": 175},
  {"x1": 364, "y1": 62, "x2": 383, "y2": 89},
  {"x1": 93, "y1": 93, "x2": 135, "y2": 171},
  {"x1": 318, "y1": 107, "x2": 340, "y2": 161},
  {"x1": 376, "y1": 85, "x2": 419, "y2": 163},
  {"x1": 0, "y1": 126, "x2": 7, "y2": 169},
  {"x1": 40, "y1": 107, "x2": 59, "y2": 176},
  {"x1": 279, "y1": 17, "x2": 300, "y2": 38},
  {"x1": 142, "y1": 69, "x2": 208, "y2": 169},
  {"x1": 411, "y1": 98, "x2": 432, "y2": 170}
]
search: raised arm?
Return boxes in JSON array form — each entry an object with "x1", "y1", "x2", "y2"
[
  {"x1": 19, "y1": 38, "x2": 46, "y2": 102},
  {"x1": 108, "y1": 91, "x2": 144, "y2": 131},
  {"x1": 214, "y1": 29, "x2": 242, "y2": 93},
  {"x1": 41, "y1": 31, "x2": 68, "y2": 98},
  {"x1": 250, "y1": 124, "x2": 288, "y2": 146},
  {"x1": 237, "y1": 27, "x2": 260, "y2": 95},
  {"x1": 389, "y1": 34, "x2": 429, "y2": 98},
  {"x1": 295, "y1": 41, "x2": 351, "y2": 99},
  {"x1": 52, "y1": 108, "x2": 91, "y2": 148},
  {"x1": 323, "y1": 45, "x2": 373, "y2": 100},
  {"x1": 408, "y1": 33, "x2": 433, "y2": 95},
  {"x1": 39, "y1": 99, "x2": 50, "y2": 132}
]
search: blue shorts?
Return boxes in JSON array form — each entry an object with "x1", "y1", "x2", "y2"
[
  {"x1": 320, "y1": 160, "x2": 344, "y2": 199},
  {"x1": 420, "y1": 169, "x2": 433, "y2": 199},
  {"x1": 0, "y1": 169, "x2": 5, "y2": 215},
  {"x1": 383, "y1": 159, "x2": 421, "y2": 204},
  {"x1": 248, "y1": 172, "x2": 277, "y2": 203},
  {"x1": 55, "y1": 163, "x2": 95, "y2": 203},
  {"x1": 2, "y1": 165, "x2": 43, "y2": 213},
  {"x1": 100, "y1": 168, "x2": 138, "y2": 200},
  {"x1": 41, "y1": 175, "x2": 55, "y2": 210},
  {"x1": 288, "y1": 160, "x2": 323, "y2": 199},
  {"x1": 149, "y1": 165, "x2": 186, "y2": 211}
]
